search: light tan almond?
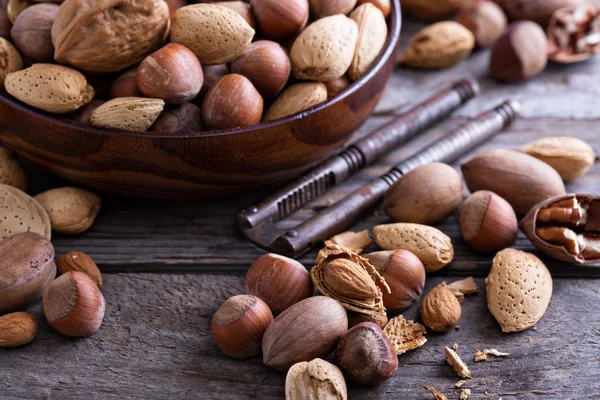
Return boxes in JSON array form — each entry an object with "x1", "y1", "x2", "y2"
[
  {"x1": 0, "y1": 37, "x2": 23, "y2": 87},
  {"x1": 286, "y1": 358, "x2": 348, "y2": 400},
  {"x1": 290, "y1": 14, "x2": 358, "y2": 82},
  {"x1": 5, "y1": 64, "x2": 94, "y2": 114},
  {"x1": 348, "y1": 3, "x2": 387, "y2": 81},
  {"x1": 264, "y1": 82, "x2": 327, "y2": 121},
  {"x1": 56, "y1": 251, "x2": 102, "y2": 286},
  {"x1": 400, "y1": 21, "x2": 475, "y2": 69},
  {"x1": 0, "y1": 148, "x2": 27, "y2": 191},
  {"x1": 0, "y1": 312, "x2": 37, "y2": 347},
  {"x1": 171, "y1": 4, "x2": 255, "y2": 65},
  {"x1": 0, "y1": 184, "x2": 51, "y2": 240},
  {"x1": 34, "y1": 187, "x2": 101, "y2": 234},
  {"x1": 90, "y1": 97, "x2": 165, "y2": 132},
  {"x1": 373, "y1": 223, "x2": 454, "y2": 272}
]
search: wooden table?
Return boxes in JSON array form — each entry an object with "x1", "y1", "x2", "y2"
[{"x1": 3, "y1": 18, "x2": 600, "y2": 400}]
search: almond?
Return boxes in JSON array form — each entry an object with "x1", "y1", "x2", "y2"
[
  {"x1": 171, "y1": 4, "x2": 255, "y2": 65},
  {"x1": 90, "y1": 97, "x2": 165, "y2": 132},
  {"x1": 286, "y1": 358, "x2": 348, "y2": 400},
  {"x1": 264, "y1": 82, "x2": 327, "y2": 121},
  {"x1": 0, "y1": 312, "x2": 37, "y2": 347},
  {"x1": 290, "y1": 14, "x2": 358, "y2": 82},
  {"x1": 34, "y1": 187, "x2": 101, "y2": 234},
  {"x1": 5, "y1": 64, "x2": 95, "y2": 114},
  {"x1": 486, "y1": 248, "x2": 552, "y2": 333},
  {"x1": 0, "y1": 37, "x2": 23, "y2": 87},
  {"x1": 0, "y1": 184, "x2": 51, "y2": 240},
  {"x1": 348, "y1": 3, "x2": 387, "y2": 81},
  {"x1": 0, "y1": 148, "x2": 27, "y2": 191},
  {"x1": 57, "y1": 251, "x2": 102, "y2": 286},
  {"x1": 400, "y1": 21, "x2": 475, "y2": 69},
  {"x1": 373, "y1": 223, "x2": 454, "y2": 272}
]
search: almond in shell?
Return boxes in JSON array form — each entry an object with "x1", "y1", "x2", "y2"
[
  {"x1": 0, "y1": 312, "x2": 37, "y2": 347},
  {"x1": 34, "y1": 187, "x2": 101, "y2": 234},
  {"x1": 0, "y1": 148, "x2": 27, "y2": 191},
  {"x1": 264, "y1": 82, "x2": 327, "y2": 121},
  {"x1": 0, "y1": 37, "x2": 23, "y2": 87},
  {"x1": 286, "y1": 358, "x2": 348, "y2": 400},
  {"x1": 348, "y1": 3, "x2": 387, "y2": 81},
  {"x1": 0, "y1": 184, "x2": 51, "y2": 240},
  {"x1": 90, "y1": 97, "x2": 165, "y2": 132}
]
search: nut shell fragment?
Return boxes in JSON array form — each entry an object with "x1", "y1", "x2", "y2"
[
  {"x1": 445, "y1": 346, "x2": 471, "y2": 379},
  {"x1": 286, "y1": 358, "x2": 347, "y2": 400},
  {"x1": 383, "y1": 315, "x2": 427, "y2": 355},
  {"x1": 325, "y1": 230, "x2": 372, "y2": 254}
]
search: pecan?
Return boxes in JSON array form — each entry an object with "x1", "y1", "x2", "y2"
[{"x1": 548, "y1": 5, "x2": 600, "y2": 64}]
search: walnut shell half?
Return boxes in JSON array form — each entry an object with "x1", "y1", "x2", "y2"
[{"x1": 51, "y1": 0, "x2": 170, "y2": 74}]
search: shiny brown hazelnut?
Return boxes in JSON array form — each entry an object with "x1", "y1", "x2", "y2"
[
  {"x1": 357, "y1": 0, "x2": 391, "y2": 18},
  {"x1": 335, "y1": 322, "x2": 398, "y2": 385},
  {"x1": 250, "y1": 0, "x2": 309, "y2": 41},
  {"x1": 490, "y1": 21, "x2": 548, "y2": 82},
  {"x1": 460, "y1": 190, "x2": 517, "y2": 254},
  {"x1": 10, "y1": 3, "x2": 59, "y2": 62},
  {"x1": 325, "y1": 75, "x2": 351, "y2": 99},
  {"x1": 211, "y1": 294, "x2": 273, "y2": 359},
  {"x1": 214, "y1": 1, "x2": 256, "y2": 28},
  {"x1": 309, "y1": 0, "x2": 357, "y2": 18},
  {"x1": 457, "y1": 0, "x2": 507, "y2": 48},
  {"x1": 0, "y1": 8, "x2": 11, "y2": 39},
  {"x1": 42, "y1": 271, "x2": 106, "y2": 337},
  {"x1": 347, "y1": 311, "x2": 388, "y2": 329},
  {"x1": 230, "y1": 40, "x2": 291, "y2": 99},
  {"x1": 138, "y1": 43, "x2": 204, "y2": 104},
  {"x1": 196, "y1": 63, "x2": 229, "y2": 104},
  {"x1": 366, "y1": 250, "x2": 426, "y2": 314},
  {"x1": 71, "y1": 99, "x2": 105, "y2": 125},
  {"x1": 202, "y1": 74, "x2": 264, "y2": 129},
  {"x1": 151, "y1": 103, "x2": 203, "y2": 133},
  {"x1": 244, "y1": 254, "x2": 313, "y2": 315},
  {"x1": 420, "y1": 285, "x2": 461, "y2": 332},
  {"x1": 110, "y1": 69, "x2": 143, "y2": 99}
]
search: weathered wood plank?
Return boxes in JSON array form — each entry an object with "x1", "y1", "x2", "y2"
[{"x1": 2, "y1": 274, "x2": 599, "y2": 399}]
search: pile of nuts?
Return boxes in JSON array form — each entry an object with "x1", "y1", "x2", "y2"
[
  {"x1": 0, "y1": 0, "x2": 392, "y2": 133},
  {"x1": 210, "y1": 135, "x2": 595, "y2": 398}
]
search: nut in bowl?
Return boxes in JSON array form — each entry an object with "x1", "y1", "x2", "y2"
[{"x1": 0, "y1": 0, "x2": 401, "y2": 199}]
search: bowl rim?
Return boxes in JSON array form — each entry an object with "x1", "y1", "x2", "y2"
[{"x1": 0, "y1": 0, "x2": 402, "y2": 140}]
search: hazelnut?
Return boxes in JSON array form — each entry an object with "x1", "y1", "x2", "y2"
[
  {"x1": 490, "y1": 21, "x2": 548, "y2": 83},
  {"x1": 214, "y1": 1, "x2": 256, "y2": 28},
  {"x1": 347, "y1": 311, "x2": 388, "y2": 329},
  {"x1": 250, "y1": 0, "x2": 309, "y2": 41},
  {"x1": 56, "y1": 251, "x2": 102, "y2": 287},
  {"x1": 138, "y1": 43, "x2": 204, "y2": 104},
  {"x1": 110, "y1": 69, "x2": 143, "y2": 99},
  {"x1": 0, "y1": 232, "x2": 56, "y2": 314},
  {"x1": 383, "y1": 163, "x2": 463, "y2": 225},
  {"x1": 334, "y1": 322, "x2": 398, "y2": 385},
  {"x1": 71, "y1": 99, "x2": 105, "y2": 125},
  {"x1": 366, "y1": 250, "x2": 426, "y2": 314},
  {"x1": 10, "y1": 3, "x2": 59, "y2": 62},
  {"x1": 202, "y1": 74, "x2": 264, "y2": 130},
  {"x1": 325, "y1": 75, "x2": 351, "y2": 99},
  {"x1": 0, "y1": 8, "x2": 11, "y2": 39},
  {"x1": 357, "y1": 0, "x2": 391, "y2": 18},
  {"x1": 42, "y1": 271, "x2": 106, "y2": 337},
  {"x1": 196, "y1": 63, "x2": 229, "y2": 104},
  {"x1": 420, "y1": 285, "x2": 461, "y2": 332},
  {"x1": 230, "y1": 40, "x2": 291, "y2": 99},
  {"x1": 460, "y1": 190, "x2": 517, "y2": 254},
  {"x1": 457, "y1": 0, "x2": 507, "y2": 48},
  {"x1": 150, "y1": 103, "x2": 203, "y2": 134},
  {"x1": 244, "y1": 253, "x2": 313, "y2": 315},
  {"x1": 211, "y1": 294, "x2": 273, "y2": 359},
  {"x1": 309, "y1": 0, "x2": 357, "y2": 18}
]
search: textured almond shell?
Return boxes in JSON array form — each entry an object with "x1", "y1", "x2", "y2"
[
  {"x1": 290, "y1": 14, "x2": 358, "y2": 82},
  {"x1": 461, "y1": 149, "x2": 566, "y2": 215},
  {"x1": 0, "y1": 148, "x2": 27, "y2": 191},
  {"x1": 34, "y1": 187, "x2": 101, "y2": 234},
  {"x1": 171, "y1": 4, "x2": 254, "y2": 65},
  {"x1": 5, "y1": 64, "x2": 94, "y2": 114},
  {"x1": 383, "y1": 315, "x2": 427, "y2": 355},
  {"x1": 486, "y1": 248, "x2": 552, "y2": 333},
  {"x1": 264, "y1": 82, "x2": 327, "y2": 122},
  {"x1": 286, "y1": 358, "x2": 348, "y2": 400},
  {"x1": 0, "y1": 312, "x2": 37, "y2": 347},
  {"x1": 0, "y1": 184, "x2": 51, "y2": 240},
  {"x1": 52, "y1": 0, "x2": 170, "y2": 74},
  {"x1": 400, "y1": 21, "x2": 475, "y2": 69},
  {"x1": 90, "y1": 97, "x2": 165, "y2": 132},
  {"x1": 373, "y1": 223, "x2": 454, "y2": 272},
  {"x1": 0, "y1": 37, "x2": 23, "y2": 87},
  {"x1": 348, "y1": 3, "x2": 387, "y2": 81},
  {"x1": 518, "y1": 137, "x2": 596, "y2": 181}
]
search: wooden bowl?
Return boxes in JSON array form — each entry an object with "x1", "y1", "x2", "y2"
[{"x1": 0, "y1": 3, "x2": 401, "y2": 199}]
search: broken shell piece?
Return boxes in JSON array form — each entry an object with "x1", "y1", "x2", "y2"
[
  {"x1": 445, "y1": 347, "x2": 471, "y2": 379},
  {"x1": 383, "y1": 315, "x2": 427, "y2": 355},
  {"x1": 325, "y1": 229, "x2": 372, "y2": 254},
  {"x1": 460, "y1": 389, "x2": 471, "y2": 400},
  {"x1": 474, "y1": 350, "x2": 487, "y2": 362},
  {"x1": 443, "y1": 277, "x2": 478, "y2": 302},
  {"x1": 422, "y1": 385, "x2": 448, "y2": 400},
  {"x1": 548, "y1": 5, "x2": 600, "y2": 63},
  {"x1": 455, "y1": 380, "x2": 466, "y2": 388},
  {"x1": 475, "y1": 348, "x2": 510, "y2": 362}
]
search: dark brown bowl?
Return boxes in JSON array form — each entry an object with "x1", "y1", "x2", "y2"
[{"x1": 0, "y1": 2, "x2": 401, "y2": 199}]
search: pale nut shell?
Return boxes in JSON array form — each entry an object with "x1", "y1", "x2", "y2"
[
  {"x1": 325, "y1": 229, "x2": 372, "y2": 254},
  {"x1": 90, "y1": 97, "x2": 165, "y2": 132},
  {"x1": 0, "y1": 184, "x2": 51, "y2": 240},
  {"x1": 264, "y1": 82, "x2": 327, "y2": 121},
  {"x1": 0, "y1": 312, "x2": 37, "y2": 347},
  {"x1": 34, "y1": 187, "x2": 101, "y2": 234},
  {"x1": 372, "y1": 223, "x2": 454, "y2": 272},
  {"x1": 0, "y1": 148, "x2": 27, "y2": 191},
  {"x1": 52, "y1": 0, "x2": 170, "y2": 74},
  {"x1": 5, "y1": 64, "x2": 95, "y2": 114},
  {"x1": 348, "y1": 3, "x2": 387, "y2": 81},
  {"x1": 286, "y1": 358, "x2": 348, "y2": 400},
  {"x1": 383, "y1": 315, "x2": 427, "y2": 355},
  {"x1": 400, "y1": 21, "x2": 475, "y2": 69},
  {"x1": 171, "y1": 4, "x2": 255, "y2": 65},
  {"x1": 518, "y1": 136, "x2": 596, "y2": 181},
  {"x1": 290, "y1": 14, "x2": 358, "y2": 82},
  {"x1": 486, "y1": 248, "x2": 552, "y2": 333},
  {"x1": 0, "y1": 37, "x2": 23, "y2": 87}
]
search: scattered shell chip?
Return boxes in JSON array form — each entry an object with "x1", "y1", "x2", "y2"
[
  {"x1": 460, "y1": 389, "x2": 471, "y2": 400},
  {"x1": 325, "y1": 229, "x2": 372, "y2": 254},
  {"x1": 445, "y1": 347, "x2": 471, "y2": 379},
  {"x1": 455, "y1": 380, "x2": 466, "y2": 388},
  {"x1": 475, "y1": 348, "x2": 510, "y2": 362},
  {"x1": 383, "y1": 315, "x2": 427, "y2": 355},
  {"x1": 452, "y1": 343, "x2": 459, "y2": 351},
  {"x1": 422, "y1": 385, "x2": 448, "y2": 400}
]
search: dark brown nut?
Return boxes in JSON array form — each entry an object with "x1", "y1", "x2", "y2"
[
  {"x1": 52, "y1": 0, "x2": 170, "y2": 74},
  {"x1": 520, "y1": 194, "x2": 600, "y2": 264},
  {"x1": 347, "y1": 311, "x2": 388, "y2": 329},
  {"x1": 56, "y1": 251, "x2": 102, "y2": 286},
  {"x1": 490, "y1": 21, "x2": 548, "y2": 82},
  {"x1": 325, "y1": 75, "x2": 350, "y2": 99},
  {"x1": 309, "y1": 0, "x2": 357, "y2": 18},
  {"x1": 334, "y1": 322, "x2": 398, "y2": 385},
  {"x1": 213, "y1": 1, "x2": 256, "y2": 28},
  {"x1": 357, "y1": 0, "x2": 391, "y2": 18},
  {"x1": 420, "y1": 285, "x2": 461, "y2": 332},
  {"x1": 401, "y1": 0, "x2": 469, "y2": 21},
  {"x1": 196, "y1": 63, "x2": 229, "y2": 104},
  {"x1": 150, "y1": 103, "x2": 203, "y2": 134},
  {"x1": 10, "y1": 3, "x2": 58, "y2": 62},
  {"x1": 548, "y1": 5, "x2": 600, "y2": 63},
  {"x1": 250, "y1": 0, "x2": 309, "y2": 41},
  {"x1": 110, "y1": 69, "x2": 143, "y2": 99},
  {"x1": 457, "y1": 0, "x2": 507, "y2": 48},
  {"x1": 493, "y1": 0, "x2": 582, "y2": 26},
  {"x1": 71, "y1": 99, "x2": 105, "y2": 125},
  {"x1": 0, "y1": 8, "x2": 11, "y2": 39}
]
